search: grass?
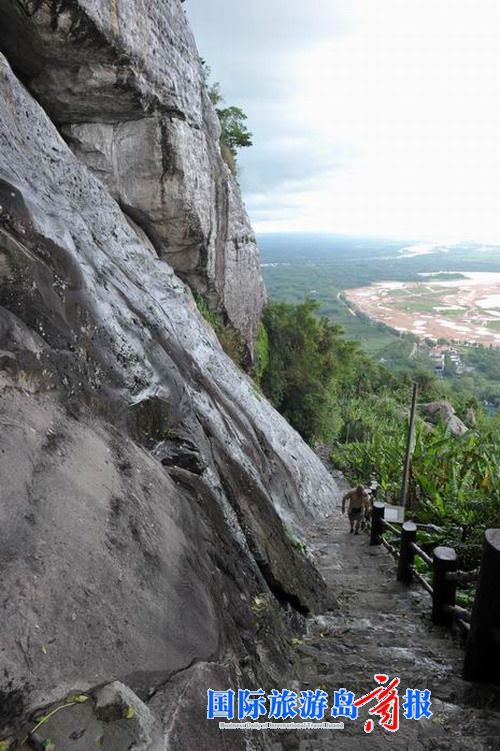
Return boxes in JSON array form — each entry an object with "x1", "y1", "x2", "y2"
[
  {"x1": 394, "y1": 299, "x2": 438, "y2": 313},
  {"x1": 438, "y1": 308, "x2": 466, "y2": 318}
]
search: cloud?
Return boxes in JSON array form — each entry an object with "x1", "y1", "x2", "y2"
[
  {"x1": 187, "y1": 0, "x2": 500, "y2": 241},
  {"x1": 239, "y1": 136, "x2": 351, "y2": 194},
  {"x1": 187, "y1": 1, "x2": 350, "y2": 61}
]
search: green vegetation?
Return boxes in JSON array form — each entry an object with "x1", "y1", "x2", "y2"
[
  {"x1": 395, "y1": 299, "x2": 439, "y2": 313},
  {"x1": 216, "y1": 105, "x2": 252, "y2": 175},
  {"x1": 333, "y1": 412, "x2": 500, "y2": 568},
  {"x1": 371, "y1": 339, "x2": 500, "y2": 408},
  {"x1": 202, "y1": 61, "x2": 252, "y2": 175},
  {"x1": 259, "y1": 299, "x2": 343, "y2": 442},
  {"x1": 258, "y1": 299, "x2": 403, "y2": 443},
  {"x1": 439, "y1": 307, "x2": 465, "y2": 318},
  {"x1": 442, "y1": 344, "x2": 500, "y2": 405},
  {"x1": 194, "y1": 293, "x2": 246, "y2": 368},
  {"x1": 284, "y1": 524, "x2": 308, "y2": 554},
  {"x1": 255, "y1": 322, "x2": 270, "y2": 382}
]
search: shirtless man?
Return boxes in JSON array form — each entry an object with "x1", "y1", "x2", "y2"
[{"x1": 342, "y1": 485, "x2": 371, "y2": 535}]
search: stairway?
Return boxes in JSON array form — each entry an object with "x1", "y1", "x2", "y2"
[{"x1": 270, "y1": 513, "x2": 500, "y2": 750}]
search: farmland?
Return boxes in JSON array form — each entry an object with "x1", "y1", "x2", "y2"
[
  {"x1": 259, "y1": 234, "x2": 500, "y2": 402},
  {"x1": 345, "y1": 272, "x2": 500, "y2": 347}
]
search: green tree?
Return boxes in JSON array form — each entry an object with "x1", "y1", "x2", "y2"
[
  {"x1": 217, "y1": 105, "x2": 253, "y2": 152},
  {"x1": 261, "y1": 300, "x2": 348, "y2": 442},
  {"x1": 262, "y1": 300, "x2": 325, "y2": 441},
  {"x1": 260, "y1": 298, "x2": 402, "y2": 444},
  {"x1": 201, "y1": 60, "x2": 253, "y2": 175}
]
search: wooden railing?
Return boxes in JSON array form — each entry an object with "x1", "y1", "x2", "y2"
[{"x1": 369, "y1": 501, "x2": 500, "y2": 685}]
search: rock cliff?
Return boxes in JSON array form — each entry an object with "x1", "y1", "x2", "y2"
[
  {"x1": 0, "y1": 0, "x2": 265, "y2": 357},
  {"x1": 0, "y1": 2, "x2": 340, "y2": 748}
]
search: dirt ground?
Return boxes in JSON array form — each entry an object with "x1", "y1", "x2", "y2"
[{"x1": 346, "y1": 273, "x2": 500, "y2": 346}]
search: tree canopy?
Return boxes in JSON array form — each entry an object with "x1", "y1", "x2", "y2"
[{"x1": 259, "y1": 299, "x2": 387, "y2": 443}]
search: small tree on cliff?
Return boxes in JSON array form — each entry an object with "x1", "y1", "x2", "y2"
[{"x1": 201, "y1": 60, "x2": 253, "y2": 175}]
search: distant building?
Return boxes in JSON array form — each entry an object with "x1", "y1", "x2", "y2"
[{"x1": 428, "y1": 343, "x2": 462, "y2": 375}]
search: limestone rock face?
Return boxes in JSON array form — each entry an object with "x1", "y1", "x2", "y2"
[
  {"x1": 0, "y1": 0, "x2": 265, "y2": 356},
  {"x1": 0, "y1": 43, "x2": 339, "y2": 747}
]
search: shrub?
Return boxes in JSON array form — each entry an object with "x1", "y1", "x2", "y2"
[{"x1": 255, "y1": 322, "x2": 270, "y2": 383}]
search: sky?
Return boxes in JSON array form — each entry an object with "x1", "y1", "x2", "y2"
[{"x1": 186, "y1": 1, "x2": 500, "y2": 242}]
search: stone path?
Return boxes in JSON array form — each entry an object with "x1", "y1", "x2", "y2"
[{"x1": 271, "y1": 509, "x2": 500, "y2": 750}]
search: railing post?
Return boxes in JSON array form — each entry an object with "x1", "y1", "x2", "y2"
[
  {"x1": 463, "y1": 529, "x2": 500, "y2": 684},
  {"x1": 432, "y1": 546, "x2": 457, "y2": 626},
  {"x1": 397, "y1": 521, "x2": 417, "y2": 584},
  {"x1": 370, "y1": 502, "x2": 385, "y2": 546}
]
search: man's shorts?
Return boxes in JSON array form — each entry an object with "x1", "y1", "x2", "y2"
[{"x1": 348, "y1": 508, "x2": 363, "y2": 522}]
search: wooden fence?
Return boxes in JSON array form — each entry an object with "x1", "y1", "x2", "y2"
[{"x1": 370, "y1": 501, "x2": 500, "y2": 685}]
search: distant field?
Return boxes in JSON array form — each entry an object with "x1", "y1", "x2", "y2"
[
  {"x1": 346, "y1": 273, "x2": 500, "y2": 347},
  {"x1": 259, "y1": 234, "x2": 500, "y2": 348},
  {"x1": 258, "y1": 234, "x2": 500, "y2": 400}
]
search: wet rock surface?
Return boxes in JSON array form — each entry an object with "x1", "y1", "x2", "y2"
[{"x1": 31, "y1": 682, "x2": 164, "y2": 751}]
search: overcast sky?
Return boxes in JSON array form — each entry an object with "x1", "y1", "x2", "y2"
[{"x1": 186, "y1": 1, "x2": 500, "y2": 241}]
